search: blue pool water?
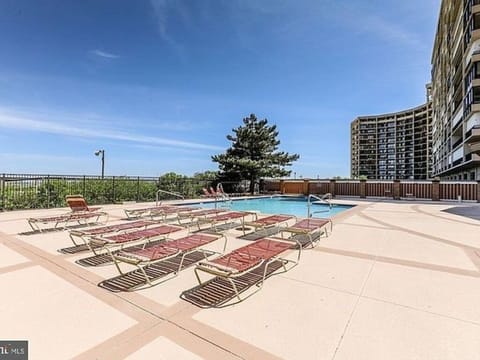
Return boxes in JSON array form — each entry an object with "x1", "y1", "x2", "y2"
[{"x1": 193, "y1": 196, "x2": 354, "y2": 218}]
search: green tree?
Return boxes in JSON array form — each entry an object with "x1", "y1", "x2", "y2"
[{"x1": 212, "y1": 114, "x2": 299, "y2": 194}]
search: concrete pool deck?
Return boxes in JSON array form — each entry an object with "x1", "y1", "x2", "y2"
[{"x1": 0, "y1": 198, "x2": 479, "y2": 359}]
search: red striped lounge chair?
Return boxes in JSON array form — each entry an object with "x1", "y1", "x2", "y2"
[
  {"x1": 68, "y1": 219, "x2": 158, "y2": 246},
  {"x1": 124, "y1": 205, "x2": 177, "y2": 219},
  {"x1": 87, "y1": 224, "x2": 183, "y2": 256},
  {"x1": 194, "y1": 237, "x2": 301, "y2": 303},
  {"x1": 279, "y1": 218, "x2": 333, "y2": 247},
  {"x1": 27, "y1": 211, "x2": 108, "y2": 232},
  {"x1": 177, "y1": 208, "x2": 227, "y2": 226},
  {"x1": 112, "y1": 232, "x2": 226, "y2": 286},
  {"x1": 201, "y1": 211, "x2": 256, "y2": 231},
  {"x1": 242, "y1": 214, "x2": 295, "y2": 235},
  {"x1": 124, "y1": 205, "x2": 197, "y2": 220},
  {"x1": 65, "y1": 195, "x2": 101, "y2": 213},
  {"x1": 157, "y1": 206, "x2": 201, "y2": 221},
  {"x1": 202, "y1": 188, "x2": 214, "y2": 197}
]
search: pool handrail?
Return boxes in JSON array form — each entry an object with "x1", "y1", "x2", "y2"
[
  {"x1": 214, "y1": 183, "x2": 232, "y2": 209},
  {"x1": 156, "y1": 189, "x2": 185, "y2": 206},
  {"x1": 307, "y1": 193, "x2": 332, "y2": 217}
]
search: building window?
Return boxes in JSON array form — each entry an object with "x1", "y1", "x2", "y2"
[
  {"x1": 475, "y1": 13, "x2": 480, "y2": 30},
  {"x1": 474, "y1": 87, "x2": 480, "y2": 103}
]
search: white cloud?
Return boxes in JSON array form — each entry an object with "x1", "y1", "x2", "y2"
[
  {"x1": 90, "y1": 49, "x2": 120, "y2": 59},
  {"x1": 149, "y1": 0, "x2": 188, "y2": 61},
  {"x1": 0, "y1": 108, "x2": 223, "y2": 151}
]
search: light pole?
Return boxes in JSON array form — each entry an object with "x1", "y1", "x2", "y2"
[{"x1": 94, "y1": 149, "x2": 105, "y2": 179}]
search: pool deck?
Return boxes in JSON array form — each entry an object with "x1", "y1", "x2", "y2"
[{"x1": 0, "y1": 198, "x2": 479, "y2": 359}]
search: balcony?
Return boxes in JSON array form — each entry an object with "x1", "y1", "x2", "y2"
[
  {"x1": 465, "y1": 126, "x2": 480, "y2": 143},
  {"x1": 469, "y1": 141, "x2": 480, "y2": 155},
  {"x1": 451, "y1": 105, "x2": 463, "y2": 129}
]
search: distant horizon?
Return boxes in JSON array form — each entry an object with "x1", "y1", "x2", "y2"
[{"x1": 0, "y1": 0, "x2": 441, "y2": 178}]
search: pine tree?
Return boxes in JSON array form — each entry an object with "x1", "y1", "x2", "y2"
[{"x1": 212, "y1": 114, "x2": 299, "y2": 194}]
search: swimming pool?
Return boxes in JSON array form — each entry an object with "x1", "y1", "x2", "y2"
[{"x1": 193, "y1": 196, "x2": 354, "y2": 218}]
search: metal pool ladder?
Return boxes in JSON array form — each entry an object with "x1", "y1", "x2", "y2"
[
  {"x1": 214, "y1": 183, "x2": 232, "y2": 209},
  {"x1": 307, "y1": 193, "x2": 332, "y2": 218}
]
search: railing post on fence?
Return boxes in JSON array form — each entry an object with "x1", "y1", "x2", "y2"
[
  {"x1": 0, "y1": 173, "x2": 5, "y2": 211},
  {"x1": 329, "y1": 179, "x2": 336, "y2": 198},
  {"x1": 279, "y1": 180, "x2": 285, "y2": 194},
  {"x1": 82, "y1": 176, "x2": 86, "y2": 198},
  {"x1": 303, "y1": 179, "x2": 310, "y2": 195},
  {"x1": 112, "y1": 176, "x2": 115, "y2": 204},
  {"x1": 136, "y1": 176, "x2": 140, "y2": 202},
  {"x1": 432, "y1": 179, "x2": 440, "y2": 201},
  {"x1": 46, "y1": 175, "x2": 50, "y2": 209},
  {"x1": 393, "y1": 179, "x2": 401, "y2": 200},
  {"x1": 477, "y1": 181, "x2": 480, "y2": 203},
  {"x1": 359, "y1": 179, "x2": 366, "y2": 198}
]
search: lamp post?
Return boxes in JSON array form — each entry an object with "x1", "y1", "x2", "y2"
[{"x1": 94, "y1": 149, "x2": 105, "y2": 179}]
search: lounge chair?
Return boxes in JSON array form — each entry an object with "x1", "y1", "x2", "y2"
[
  {"x1": 194, "y1": 211, "x2": 256, "y2": 231},
  {"x1": 192, "y1": 237, "x2": 301, "y2": 303},
  {"x1": 124, "y1": 205, "x2": 176, "y2": 219},
  {"x1": 27, "y1": 211, "x2": 108, "y2": 232},
  {"x1": 112, "y1": 232, "x2": 226, "y2": 286},
  {"x1": 87, "y1": 224, "x2": 183, "y2": 256},
  {"x1": 177, "y1": 208, "x2": 227, "y2": 226},
  {"x1": 279, "y1": 218, "x2": 333, "y2": 247},
  {"x1": 242, "y1": 214, "x2": 295, "y2": 235},
  {"x1": 202, "y1": 188, "x2": 214, "y2": 197},
  {"x1": 65, "y1": 195, "x2": 101, "y2": 212},
  {"x1": 124, "y1": 205, "x2": 197, "y2": 220},
  {"x1": 68, "y1": 219, "x2": 158, "y2": 246}
]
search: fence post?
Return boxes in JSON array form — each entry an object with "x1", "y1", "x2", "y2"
[
  {"x1": 0, "y1": 173, "x2": 4, "y2": 211},
  {"x1": 432, "y1": 180, "x2": 440, "y2": 201},
  {"x1": 46, "y1": 175, "x2": 50, "y2": 209},
  {"x1": 329, "y1": 179, "x2": 336, "y2": 198},
  {"x1": 477, "y1": 181, "x2": 480, "y2": 203},
  {"x1": 303, "y1": 179, "x2": 310, "y2": 195},
  {"x1": 359, "y1": 179, "x2": 366, "y2": 198},
  {"x1": 279, "y1": 180, "x2": 285, "y2": 194},
  {"x1": 136, "y1": 176, "x2": 140, "y2": 202},
  {"x1": 112, "y1": 176, "x2": 116, "y2": 204},
  {"x1": 82, "y1": 176, "x2": 86, "y2": 198},
  {"x1": 393, "y1": 179, "x2": 401, "y2": 200}
]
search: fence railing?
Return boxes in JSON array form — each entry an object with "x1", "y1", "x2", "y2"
[
  {"x1": 262, "y1": 179, "x2": 480, "y2": 202},
  {"x1": 0, "y1": 173, "x2": 220, "y2": 211},
  {"x1": 2, "y1": 174, "x2": 479, "y2": 211}
]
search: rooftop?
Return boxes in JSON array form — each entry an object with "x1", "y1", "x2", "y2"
[{"x1": 1, "y1": 198, "x2": 479, "y2": 359}]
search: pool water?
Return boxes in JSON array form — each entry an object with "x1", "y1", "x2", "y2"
[{"x1": 195, "y1": 196, "x2": 354, "y2": 218}]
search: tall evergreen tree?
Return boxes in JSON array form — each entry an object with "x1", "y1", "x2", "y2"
[{"x1": 212, "y1": 114, "x2": 299, "y2": 194}]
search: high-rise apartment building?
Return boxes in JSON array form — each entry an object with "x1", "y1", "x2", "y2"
[
  {"x1": 431, "y1": 0, "x2": 480, "y2": 180},
  {"x1": 351, "y1": 99, "x2": 432, "y2": 180}
]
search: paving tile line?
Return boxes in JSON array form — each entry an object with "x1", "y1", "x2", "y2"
[
  {"x1": 315, "y1": 247, "x2": 480, "y2": 279},
  {"x1": 412, "y1": 204, "x2": 480, "y2": 227},
  {"x1": 359, "y1": 294, "x2": 480, "y2": 327},
  {"x1": 277, "y1": 258, "x2": 480, "y2": 331},
  {"x1": 358, "y1": 211, "x2": 480, "y2": 274},
  {"x1": 331, "y1": 239, "x2": 380, "y2": 360},
  {"x1": 0, "y1": 261, "x2": 36, "y2": 275}
]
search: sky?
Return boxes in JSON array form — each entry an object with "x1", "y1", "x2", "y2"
[{"x1": 0, "y1": 0, "x2": 441, "y2": 178}]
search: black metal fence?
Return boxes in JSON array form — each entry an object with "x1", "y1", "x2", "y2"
[{"x1": 0, "y1": 173, "x2": 220, "y2": 211}]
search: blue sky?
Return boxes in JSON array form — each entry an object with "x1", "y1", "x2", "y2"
[{"x1": 0, "y1": 0, "x2": 440, "y2": 178}]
